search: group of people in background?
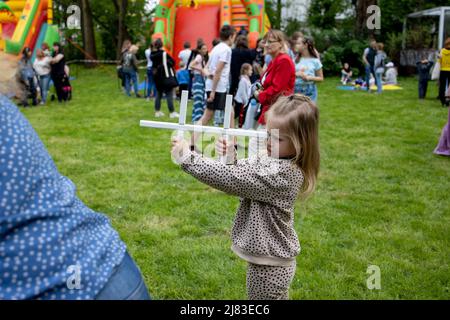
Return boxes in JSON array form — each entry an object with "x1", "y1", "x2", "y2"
[
  {"x1": 433, "y1": 37, "x2": 450, "y2": 157},
  {"x1": 17, "y1": 42, "x2": 71, "y2": 107},
  {"x1": 118, "y1": 26, "x2": 324, "y2": 131},
  {"x1": 340, "y1": 39, "x2": 398, "y2": 92},
  {"x1": 116, "y1": 30, "x2": 449, "y2": 158}
]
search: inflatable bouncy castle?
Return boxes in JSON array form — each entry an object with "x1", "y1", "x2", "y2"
[
  {"x1": 152, "y1": 0, "x2": 270, "y2": 66},
  {"x1": 0, "y1": 0, "x2": 59, "y2": 59}
]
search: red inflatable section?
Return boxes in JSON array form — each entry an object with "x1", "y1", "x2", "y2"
[
  {"x1": 173, "y1": 5, "x2": 220, "y2": 68},
  {"x1": 2, "y1": 23, "x2": 16, "y2": 39}
]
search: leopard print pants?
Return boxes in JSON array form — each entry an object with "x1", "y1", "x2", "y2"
[{"x1": 246, "y1": 262, "x2": 296, "y2": 300}]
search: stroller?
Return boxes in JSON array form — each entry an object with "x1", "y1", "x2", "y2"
[
  {"x1": 18, "y1": 64, "x2": 38, "y2": 107},
  {"x1": 62, "y1": 74, "x2": 72, "y2": 101}
]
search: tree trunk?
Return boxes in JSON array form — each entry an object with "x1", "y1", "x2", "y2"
[
  {"x1": 114, "y1": 0, "x2": 130, "y2": 60},
  {"x1": 276, "y1": 0, "x2": 282, "y2": 29},
  {"x1": 79, "y1": 0, "x2": 97, "y2": 66},
  {"x1": 355, "y1": 0, "x2": 378, "y2": 37}
]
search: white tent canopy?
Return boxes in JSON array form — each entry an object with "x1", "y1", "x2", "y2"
[{"x1": 403, "y1": 6, "x2": 450, "y2": 50}]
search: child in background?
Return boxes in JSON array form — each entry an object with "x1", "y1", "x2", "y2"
[
  {"x1": 18, "y1": 47, "x2": 38, "y2": 107},
  {"x1": 340, "y1": 63, "x2": 353, "y2": 85},
  {"x1": 294, "y1": 38, "x2": 324, "y2": 103},
  {"x1": 176, "y1": 61, "x2": 190, "y2": 98},
  {"x1": 374, "y1": 42, "x2": 387, "y2": 94},
  {"x1": 416, "y1": 58, "x2": 434, "y2": 99},
  {"x1": 171, "y1": 94, "x2": 320, "y2": 300},
  {"x1": 234, "y1": 63, "x2": 253, "y2": 128},
  {"x1": 384, "y1": 62, "x2": 398, "y2": 85},
  {"x1": 122, "y1": 45, "x2": 141, "y2": 98}
]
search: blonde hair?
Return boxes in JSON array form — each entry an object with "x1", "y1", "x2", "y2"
[
  {"x1": 266, "y1": 94, "x2": 320, "y2": 195},
  {"x1": 0, "y1": 52, "x2": 22, "y2": 97},
  {"x1": 129, "y1": 45, "x2": 139, "y2": 54},
  {"x1": 240, "y1": 63, "x2": 252, "y2": 75},
  {"x1": 36, "y1": 49, "x2": 45, "y2": 59},
  {"x1": 263, "y1": 29, "x2": 287, "y2": 53}
]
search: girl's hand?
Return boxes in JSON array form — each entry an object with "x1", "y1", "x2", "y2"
[
  {"x1": 207, "y1": 91, "x2": 215, "y2": 103},
  {"x1": 216, "y1": 137, "x2": 236, "y2": 164},
  {"x1": 202, "y1": 68, "x2": 210, "y2": 77},
  {"x1": 171, "y1": 137, "x2": 190, "y2": 164},
  {"x1": 216, "y1": 137, "x2": 230, "y2": 156}
]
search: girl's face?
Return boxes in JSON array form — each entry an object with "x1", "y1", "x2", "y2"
[
  {"x1": 247, "y1": 66, "x2": 253, "y2": 77},
  {"x1": 266, "y1": 119, "x2": 296, "y2": 159},
  {"x1": 344, "y1": 63, "x2": 349, "y2": 69},
  {"x1": 200, "y1": 45, "x2": 208, "y2": 56},
  {"x1": 297, "y1": 40, "x2": 307, "y2": 54},
  {"x1": 293, "y1": 38, "x2": 303, "y2": 53}
]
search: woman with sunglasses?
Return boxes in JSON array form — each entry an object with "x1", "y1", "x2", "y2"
[{"x1": 254, "y1": 30, "x2": 295, "y2": 127}]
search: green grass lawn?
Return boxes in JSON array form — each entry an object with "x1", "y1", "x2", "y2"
[{"x1": 21, "y1": 66, "x2": 449, "y2": 299}]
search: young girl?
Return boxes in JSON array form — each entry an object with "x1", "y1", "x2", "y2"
[
  {"x1": 341, "y1": 63, "x2": 353, "y2": 85},
  {"x1": 294, "y1": 38, "x2": 323, "y2": 103},
  {"x1": 171, "y1": 94, "x2": 320, "y2": 300},
  {"x1": 374, "y1": 42, "x2": 387, "y2": 94},
  {"x1": 234, "y1": 63, "x2": 253, "y2": 128},
  {"x1": 189, "y1": 42, "x2": 209, "y2": 123},
  {"x1": 33, "y1": 49, "x2": 52, "y2": 105}
]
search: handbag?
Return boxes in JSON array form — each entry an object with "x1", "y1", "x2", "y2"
[
  {"x1": 431, "y1": 60, "x2": 440, "y2": 81},
  {"x1": 162, "y1": 51, "x2": 179, "y2": 89}
]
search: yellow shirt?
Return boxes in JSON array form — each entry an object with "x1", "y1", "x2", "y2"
[{"x1": 440, "y1": 48, "x2": 450, "y2": 71}]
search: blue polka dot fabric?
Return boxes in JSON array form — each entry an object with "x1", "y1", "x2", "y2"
[{"x1": 0, "y1": 95, "x2": 126, "y2": 300}]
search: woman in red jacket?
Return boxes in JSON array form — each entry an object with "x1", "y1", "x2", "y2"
[{"x1": 254, "y1": 30, "x2": 296, "y2": 126}]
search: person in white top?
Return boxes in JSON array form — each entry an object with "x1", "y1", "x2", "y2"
[
  {"x1": 384, "y1": 62, "x2": 398, "y2": 85},
  {"x1": 191, "y1": 26, "x2": 236, "y2": 147},
  {"x1": 144, "y1": 43, "x2": 156, "y2": 99},
  {"x1": 33, "y1": 49, "x2": 52, "y2": 104},
  {"x1": 234, "y1": 63, "x2": 253, "y2": 127},
  {"x1": 178, "y1": 41, "x2": 192, "y2": 67}
]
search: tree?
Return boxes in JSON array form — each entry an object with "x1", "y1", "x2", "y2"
[
  {"x1": 265, "y1": 0, "x2": 285, "y2": 30},
  {"x1": 79, "y1": 0, "x2": 97, "y2": 64},
  {"x1": 113, "y1": 0, "x2": 130, "y2": 60},
  {"x1": 276, "y1": 0, "x2": 282, "y2": 29},
  {"x1": 354, "y1": 0, "x2": 377, "y2": 36},
  {"x1": 309, "y1": 0, "x2": 348, "y2": 29}
]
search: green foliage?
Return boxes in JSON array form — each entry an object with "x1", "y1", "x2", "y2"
[
  {"x1": 310, "y1": 28, "x2": 367, "y2": 76},
  {"x1": 308, "y1": 0, "x2": 348, "y2": 29},
  {"x1": 53, "y1": 0, "x2": 151, "y2": 60},
  {"x1": 265, "y1": 0, "x2": 281, "y2": 29},
  {"x1": 377, "y1": 0, "x2": 450, "y2": 41},
  {"x1": 284, "y1": 18, "x2": 304, "y2": 37},
  {"x1": 21, "y1": 67, "x2": 450, "y2": 299}
]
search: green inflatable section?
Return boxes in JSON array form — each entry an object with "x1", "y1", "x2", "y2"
[
  {"x1": 43, "y1": 24, "x2": 59, "y2": 47},
  {"x1": 5, "y1": 0, "x2": 40, "y2": 55},
  {"x1": 0, "y1": 2, "x2": 13, "y2": 12}
]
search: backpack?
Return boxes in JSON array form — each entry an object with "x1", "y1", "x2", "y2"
[
  {"x1": 122, "y1": 53, "x2": 133, "y2": 70},
  {"x1": 158, "y1": 52, "x2": 178, "y2": 89},
  {"x1": 375, "y1": 53, "x2": 386, "y2": 74}
]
